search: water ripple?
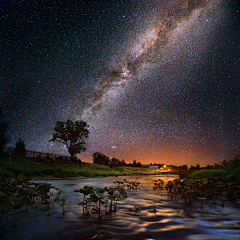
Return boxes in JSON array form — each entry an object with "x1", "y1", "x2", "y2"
[{"x1": 1, "y1": 175, "x2": 240, "y2": 240}]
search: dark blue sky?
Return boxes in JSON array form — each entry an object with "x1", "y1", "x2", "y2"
[{"x1": 1, "y1": 0, "x2": 239, "y2": 165}]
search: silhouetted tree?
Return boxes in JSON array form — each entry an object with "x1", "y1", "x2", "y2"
[
  {"x1": 49, "y1": 120, "x2": 90, "y2": 160},
  {"x1": 121, "y1": 159, "x2": 127, "y2": 166},
  {"x1": 92, "y1": 152, "x2": 110, "y2": 165},
  {"x1": 181, "y1": 165, "x2": 188, "y2": 170},
  {"x1": 45, "y1": 153, "x2": 52, "y2": 160},
  {"x1": 221, "y1": 160, "x2": 228, "y2": 165},
  {"x1": 0, "y1": 110, "x2": 9, "y2": 154},
  {"x1": 136, "y1": 161, "x2": 142, "y2": 167},
  {"x1": 111, "y1": 157, "x2": 120, "y2": 165},
  {"x1": 233, "y1": 153, "x2": 240, "y2": 162},
  {"x1": 214, "y1": 163, "x2": 220, "y2": 168},
  {"x1": 15, "y1": 138, "x2": 26, "y2": 156},
  {"x1": 110, "y1": 157, "x2": 121, "y2": 167}
]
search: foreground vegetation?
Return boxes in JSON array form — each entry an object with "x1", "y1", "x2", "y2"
[
  {"x1": 0, "y1": 174, "x2": 140, "y2": 221},
  {"x1": 0, "y1": 154, "x2": 239, "y2": 224},
  {"x1": 154, "y1": 176, "x2": 240, "y2": 209},
  {"x1": 0, "y1": 175, "x2": 63, "y2": 220}
]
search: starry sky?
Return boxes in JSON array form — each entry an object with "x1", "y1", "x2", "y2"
[{"x1": 1, "y1": 0, "x2": 239, "y2": 166}]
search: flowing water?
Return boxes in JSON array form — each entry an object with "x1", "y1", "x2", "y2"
[{"x1": 1, "y1": 175, "x2": 240, "y2": 240}]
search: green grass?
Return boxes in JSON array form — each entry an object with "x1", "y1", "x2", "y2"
[
  {"x1": 191, "y1": 159, "x2": 240, "y2": 183},
  {"x1": 222, "y1": 161, "x2": 240, "y2": 182},
  {"x1": 2, "y1": 151, "x2": 239, "y2": 182},
  {"x1": 0, "y1": 152, "x2": 153, "y2": 178},
  {"x1": 191, "y1": 169, "x2": 226, "y2": 178}
]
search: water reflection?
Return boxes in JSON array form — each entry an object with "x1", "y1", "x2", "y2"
[{"x1": 1, "y1": 175, "x2": 240, "y2": 240}]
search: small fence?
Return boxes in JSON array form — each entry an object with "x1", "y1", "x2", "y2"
[{"x1": 7, "y1": 147, "x2": 72, "y2": 162}]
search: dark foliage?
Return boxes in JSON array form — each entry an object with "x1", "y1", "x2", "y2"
[
  {"x1": 49, "y1": 120, "x2": 90, "y2": 160},
  {"x1": 0, "y1": 110, "x2": 9, "y2": 154},
  {"x1": 92, "y1": 152, "x2": 110, "y2": 165},
  {"x1": 15, "y1": 138, "x2": 26, "y2": 156}
]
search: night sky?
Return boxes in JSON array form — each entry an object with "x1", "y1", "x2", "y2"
[{"x1": 1, "y1": 0, "x2": 239, "y2": 166}]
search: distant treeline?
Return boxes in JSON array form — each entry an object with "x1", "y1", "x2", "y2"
[
  {"x1": 7, "y1": 147, "x2": 74, "y2": 162},
  {"x1": 6, "y1": 148, "x2": 142, "y2": 167}
]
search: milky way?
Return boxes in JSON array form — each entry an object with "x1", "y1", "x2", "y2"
[
  {"x1": 1, "y1": 0, "x2": 239, "y2": 166},
  {"x1": 80, "y1": 0, "x2": 216, "y2": 120}
]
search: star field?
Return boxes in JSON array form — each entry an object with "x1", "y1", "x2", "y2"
[{"x1": 1, "y1": 0, "x2": 239, "y2": 166}]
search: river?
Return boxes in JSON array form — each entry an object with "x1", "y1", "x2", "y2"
[{"x1": 1, "y1": 175, "x2": 240, "y2": 240}]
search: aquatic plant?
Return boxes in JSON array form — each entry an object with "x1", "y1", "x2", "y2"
[
  {"x1": 198, "y1": 197, "x2": 206, "y2": 209},
  {"x1": 103, "y1": 187, "x2": 115, "y2": 212},
  {"x1": 34, "y1": 204, "x2": 40, "y2": 218},
  {"x1": 35, "y1": 182, "x2": 52, "y2": 200},
  {"x1": 153, "y1": 179, "x2": 165, "y2": 190},
  {"x1": 76, "y1": 185, "x2": 127, "y2": 219},
  {"x1": 89, "y1": 188, "x2": 106, "y2": 219},
  {"x1": 49, "y1": 189, "x2": 55, "y2": 201},
  {"x1": 30, "y1": 191, "x2": 40, "y2": 203},
  {"x1": 129, "y1": 205, "x2": 141, "y2": 212},
  {"x1": 59, "y1": 198, "x2": 66, "y2": 214},
  {"x1": 155, "y1": 177, "x2": 240, "y2": 208},
  {"x1": 6, "y1": 204, "x2": 13, "y2": 221},
  {"x1": 0, "y1": 191, "x2": 13, "y2": 221},
  {"x1": 78, "y1": 199, "x2": 89, "y2": 215},
  {"x1": 44, "y1": 199, "x2": 52, "y2": 216},
  {"x1": 113, "y1": 179, "x2": 141, "y2": 192},
  {"x1": 131, "y1": 181, "x2": 140, "y2": 192},
  {"x1": 75, "y1": 186, "x2": 94, "y2": 215},
  {"x1": 12, "y1": 198, "x2": 21, "y2": 215},
  {"x1": 0, "y1": 174, "x2": 64, "y2": 221},
  {"x1": 23, "y1": 188, "x2": 32, "y2": 210},
  {"x1": 55, "y1": 189, "x2": 63, "y2": 201}
]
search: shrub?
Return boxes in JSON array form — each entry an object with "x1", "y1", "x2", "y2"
[
  {"x1": 82, "y1": 171, "x2": 95, "y2": 178},
  {"x1": 2, "y1": 170, "x2": 15, "y2": 178},
  {"x1": 78, "y1": 170, "x2": 85, "y2": 176},
  {"x1": 32, "y1": 169, "x2": 42, "y2": 176},
  {"x1": 56, "y1": 167, "x2": 64, "y2": 173},
  {"x1": 24, "y1": 170, "x2": 33, "y2": 177},
  {"x1": 225, "y1": 165, "x2": 240, "y2": 182},
  {"x1": 65, "y1": 170, "x2": 78, "y2": 178},
  {"x1": 112, "y1": 166, "x2": 124, "y2": 172},
  {"x1": 54, "y1": 172, "x2": 63, "y2": 178},
  {"x1": 41, "y1": 168, "x2": 56, "y2": 175},
  {"x1": 55, "y1": 167, "x2": 64, "y2": 177}
]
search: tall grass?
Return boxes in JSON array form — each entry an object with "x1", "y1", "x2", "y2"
[
  {"x1": 191, "y1": 157, "x2": 240, "y2": 182},
  {"x1": 0, "y1": 152, "x2": 144, "y2": 178},
  {"x1": 222, "y1": 160, "x2": 240, "y2": 182},
  {"x1": 191, "y1": 169, "x2": 225, "y2": 178}
]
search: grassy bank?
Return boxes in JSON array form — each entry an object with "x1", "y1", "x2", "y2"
[
  {"x1": 191, "y1": 169, "x2": 226, "y2": 178},
  {"x1": 0, "y1": 152, "x2": 160, "y2": 179},
  {"x1": 190, "y1": 158, "x2": 240, "y2": 182}
]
